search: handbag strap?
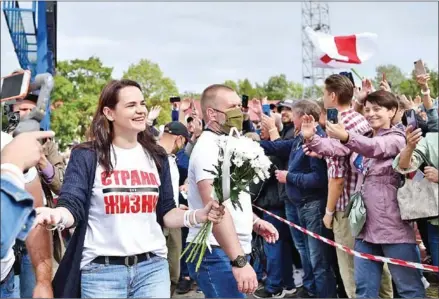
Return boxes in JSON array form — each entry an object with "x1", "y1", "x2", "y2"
[
  {"x1": 358, "y1": 159, "x2": 373, "y2": 191},
  {"x1": 413, "y1": 148, "x2": 433, "y2": 167}
]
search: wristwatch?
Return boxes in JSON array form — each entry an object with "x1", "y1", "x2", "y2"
[{"x1": 231, "y1": 255, "x2": 247, "y2": 268}]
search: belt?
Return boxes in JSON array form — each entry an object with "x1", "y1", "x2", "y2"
[{"x1": 92, "y1": 252, "x2": 156, "y2": 267}]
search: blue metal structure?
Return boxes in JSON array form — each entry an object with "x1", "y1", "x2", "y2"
[{"x1": 2, "y1": 1, "x2": 57, "y2": 130}]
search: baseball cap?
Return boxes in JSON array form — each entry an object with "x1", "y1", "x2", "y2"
[
  {"x1": 164, "y1": 121, "x2": 190, "y2": 140},
  {"x1": 278, "y1": 99, "x2": 295, "y2": 109}
]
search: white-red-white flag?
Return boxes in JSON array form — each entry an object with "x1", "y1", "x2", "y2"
[{"x1": 305, "y1": 27, "x2": 378, "y2": 69}]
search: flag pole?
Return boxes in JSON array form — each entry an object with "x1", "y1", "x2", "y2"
[{"x1": 351, "y1": 68, "x2": 362, "y2": 81}]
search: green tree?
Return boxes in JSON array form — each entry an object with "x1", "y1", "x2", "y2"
[
  {"x1": 55, "y1": 56, "x2": 113, "y2": 99},
  {"x1": 123, "y1": 59, "x2": 179, "y2": 125},
  {"x1": 374, "y1": 64, "x2": 406, "y2": 94},
  {"x1": 223, "y1": 80, "x2": 239, "y2": 92},
  {"x1": 288, "y1": 82, "x2": 305, "y2": 99},
  {"x1": 263, "y1": 74, "x2": 291, "y2": 100},
  {"x1": 51, "y1": 57, "x2": 113, "y2": 150},
  {"x1": 237, "y1": 78, "x2": 255, "y2": 98},
  {"x1": 375, "y1": 63, "x2": 438, "y2": 99},
  {"x1": 303, "y1": 85, "x2": 324, "y2": 99}
]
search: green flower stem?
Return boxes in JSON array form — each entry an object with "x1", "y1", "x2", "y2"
[
  {"x1": 196, "y1": 222, "x2": 212, "y2": 271},
  {"x1": 184, "y1": 223, "x2": 208, "y2": 262},
  {"x1": 180, "y1": 222, "x2": 208, "y2": 259}
]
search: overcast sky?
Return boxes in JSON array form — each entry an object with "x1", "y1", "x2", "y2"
[{"x1": 1, "y1": 2, "x2": 438, "y2": 93}]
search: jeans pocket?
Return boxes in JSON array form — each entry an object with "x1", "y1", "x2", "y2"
[{"x1": 81, "y1": 262, "x2": 106, "y2": 274}]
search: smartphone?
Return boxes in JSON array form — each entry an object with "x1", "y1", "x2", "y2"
[
  {"x1": 339, "y1": 71, "x2": 355, "y2": 87},
  {"x1": 405, "y1": 109, "x2": 418, "y2": 130},
  {"x1": 327, "y1": 108, "x2": 338, "y2": 124},
  {"x1": 1, "y1": 70, "x2": 31, "y2": 103},
  {"x1": 262, "y1": 104, "x2": 271, "y2": 116},
  {"x1": 169, "y1": 96, "x2": 181, "y2": 103},
  {"x1": 242, "y1": 95, "x2": 249, "y2": 108},
  {"x1": 414, "y1": 59, "x2": 427, "y2": 76}
]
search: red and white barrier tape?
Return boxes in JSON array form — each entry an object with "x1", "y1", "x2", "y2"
[{"x1": 253, "y1": 205, "x2": 438, "y2": 273}]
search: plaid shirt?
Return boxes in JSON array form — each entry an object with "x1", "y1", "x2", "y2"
[{"x1": 326, "y1": 109, "x2": 371, "y2": 211}]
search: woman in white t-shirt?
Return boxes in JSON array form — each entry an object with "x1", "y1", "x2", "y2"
[{"x1": 35, "y1": 79, "x2": 224, "y2": 298}]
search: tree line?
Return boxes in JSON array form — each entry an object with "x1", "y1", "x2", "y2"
[{"x1": 16, "y1": 56, "x2": 439, "y2": 150}]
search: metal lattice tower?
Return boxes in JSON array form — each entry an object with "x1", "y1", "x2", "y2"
[{"x1": 301, "y1": 1, "x2": 331, "y2": 97}]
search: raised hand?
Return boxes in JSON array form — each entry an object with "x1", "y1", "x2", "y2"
[
  {"x1": 325, "y1": 121, "x2": 348, "y2": 142},
  {"x1": 1, "y1": 130, "x2": 55, "y2": 172},
  {"x1": 405, "y1": 126, "x2": 423, "y2": 149},
  {"x1": 147, "y1": 106, "x2": 162, "y2": 123},
  {"x1": 301, "y1": 114, "x2": 317, "y2": 140}
]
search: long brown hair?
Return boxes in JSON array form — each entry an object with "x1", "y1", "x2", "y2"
[{"x1": 80, "y1": 79, "x2": 166, "y2": 174}]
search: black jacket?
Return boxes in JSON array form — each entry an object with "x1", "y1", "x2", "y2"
[{"x1": 250, "y1": 155, "x2": 285, "y2": 210}]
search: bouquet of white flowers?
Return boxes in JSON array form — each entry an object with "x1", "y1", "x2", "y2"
[{"x1": 182, "y1": 129, "x2": 272, "y2": 271}]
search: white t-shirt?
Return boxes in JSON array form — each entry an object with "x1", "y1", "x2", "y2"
[
  {"x1": 168, "y1": 155, "x2": 179, "y2": 207},
  {"x1": 81, "y1": 143, "x2": 167, "y2": 269},
  {"x1": 1, "y1": 131, "x2": 38, "y2": 281},
  {"x1": 186, "y1": 131, "x2": 253, "y2": 254}
]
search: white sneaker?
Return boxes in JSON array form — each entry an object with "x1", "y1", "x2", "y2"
[
  {"x1": 293, "y1": 269, "x2": 304, "y2": 288},
  {"x1": 282, "y1": 288, "x2": 298, "y2": 298},
  {"x1": 421, "y1": 276, "x2": 430, "y2": 289}
]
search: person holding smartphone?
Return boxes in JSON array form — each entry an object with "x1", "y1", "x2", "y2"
[
  {"x1": 394, "y1": 128, "x2": 439, "y2": 268},
  {"x1": 302, "y1": 90, "x2": 425, "y2": 298}
]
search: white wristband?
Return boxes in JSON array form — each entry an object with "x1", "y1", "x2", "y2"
[
  {"x1": 1, "y1": 163, "x2": 25, "y2": 188},
  {"x1": 421, "y1": 89, "x2": 430, "y2": 96},
  {"x1": 325, "y1": 208, "x2": 335, "y2": 216},
  {"x1": 192, "y1": 209, "x2": 199, "y2": 226},
  {"x1": 253, "y1": 217, "x2": 261, "y2": 225}
]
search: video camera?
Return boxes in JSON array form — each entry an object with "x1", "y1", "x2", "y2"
[{"x1": 1, "y1": 70, "x2": 54, "y2": 136}]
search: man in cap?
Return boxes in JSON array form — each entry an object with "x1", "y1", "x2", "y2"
[
  {"x1": 277, "y1": 99, "x2": 296, "y2": 140},
  {"x1": 158, "y1": 121, "x2": 190, "y2": 295}
]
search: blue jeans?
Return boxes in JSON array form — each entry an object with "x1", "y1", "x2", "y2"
[
  {"x1": 296, "y1": 200, "x2": 337, "y2": 298},
  {"x1": 354, "y1": 240, "x2": 425, "y2": 298},
  {"x1": 428, "y1": 223, "x2": 439, "y2": 266},
  {"x1": 187, "y1": 247, "x2": 248, "y2": 298},
  {"x1": 81, "y1": 255, "x2": 170, "y2": 298},
  {"x1": 14, "y1": 252, "x2": 36, "y2": 298},
  {"x1": 263, "y1": 208, "x2": 294, "y2": 293},
  {"x1": 180, "y1": 227, "x2": 190, "y2": 278},
  {"x1": 253, "y1": 257, "x2": 264, "y2": 281},
  {"x1": 285, "y1": 202, "x2": 315, "y2": 295},
  {"x1": 1, "y1": 269, "x2": 19, "y2": 298}
]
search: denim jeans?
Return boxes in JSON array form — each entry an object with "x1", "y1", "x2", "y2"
[
  {"x1": 1, "y1": 269, "x2": 19, "y2": 298},
  {"x1": 296, "y1": 200, "x2": 337, "y2": 298},
  {"x1": 252, "y1": 256, "x2": 265, "y2": 281},
  {"x1": 81, "y1": 255, "x2": 170, "y2": 298},
  {"x1": 180, "y1": 227, "x2": 190, "y2": 278},
  {"x1": 14, "y1": 252, "x2": 36, "y2": 298},
  {"x1": 262, "y1": 208, "x2": 295, "y2": 293},
  {"x1": 285, "y1": 202, "x2": 315, "y2": 295},
  {"x1": 354, "y1": 240, "x2": 425, "y2": 298},
  {"x1": 187, "y1": 247, "x2": 248, "y2": 298},
  {"x1": 428, "y1": 223, "x2": 439, "y2": 266}
]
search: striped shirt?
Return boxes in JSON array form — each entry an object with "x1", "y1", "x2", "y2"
[{"x1": 326, "y1": 109, "x2": 371, "y2": 211}]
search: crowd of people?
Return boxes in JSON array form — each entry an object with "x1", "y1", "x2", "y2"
[{"x1": 1, "y1": 70, "x2": 438, "y2": 299}]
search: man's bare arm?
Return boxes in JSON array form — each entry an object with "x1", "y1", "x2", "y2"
[
  {"x1": 197, "y1": 180, "x2": 245, "y2": 260},
  {"x1": 25, "y1": 176, "x2": 53, "y2": 296},
  {"x1": 327, "y1": 178, "x2": 344, "y2": 213}
]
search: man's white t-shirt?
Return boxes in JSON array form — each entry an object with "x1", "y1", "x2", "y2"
[
  {"x1": 1, "y1": 131, "x2": 38, "y2": 281},
  {"x1": 81, "y1": 143, "x2": 167, "y2": 269},
  {"x1": 168, "y1": 155, "x2": 179, "y2": 207},
  {"x1": 186, "y1": 131, "x2": 253, "y2": 254}
]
